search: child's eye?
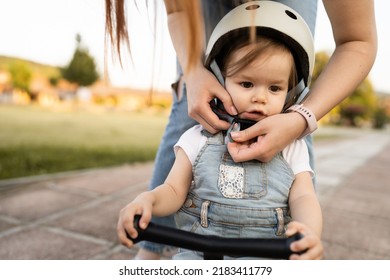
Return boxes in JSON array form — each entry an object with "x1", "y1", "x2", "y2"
[
  {"x1": 240, "y1": 81, "x2": 253, "y2": 88},
  {"x1": 269, "y1": 85, "x2": 281, "y2": 92}
]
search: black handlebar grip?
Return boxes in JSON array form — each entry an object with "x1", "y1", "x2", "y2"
[
  {"x1": 125, "y1": 215, "x2": 144, "y2": 244},
  {"x1": 127, "y1": 215, "x2": 303, "y2": 259}
]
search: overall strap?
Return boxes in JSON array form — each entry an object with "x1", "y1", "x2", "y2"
[{"x1": 201, "y1": 129, "x2": 225, "y2": 145}]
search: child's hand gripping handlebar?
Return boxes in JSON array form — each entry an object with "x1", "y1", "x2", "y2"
[{"x1": 127, "y1": 215, "x2": 304, "y2": 260}]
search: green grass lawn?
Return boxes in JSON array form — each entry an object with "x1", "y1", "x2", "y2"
[
  {"x1": 0, "y1": 104, "x2": 351, "y2": 180},
  {"x1": 0, "y1": 105, "x2": 168, "y2": 179}
]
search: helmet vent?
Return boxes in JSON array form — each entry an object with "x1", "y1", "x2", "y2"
[
  {"x1": 285, "y1": 10, "x2": 297, "y2": 20},
  {"x1": 245, "y1": 4, "x2": 260, "y2": 11}
]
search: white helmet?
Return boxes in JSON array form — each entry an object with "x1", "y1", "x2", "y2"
[{"x1": 205, "y1": 0, "x2": 315, "y2": 103}]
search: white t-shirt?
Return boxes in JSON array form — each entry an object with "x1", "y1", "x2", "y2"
[{"x1": 174, "y1": 124, "x2": 313, "y2": 176}]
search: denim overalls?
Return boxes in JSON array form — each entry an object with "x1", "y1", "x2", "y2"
[{"x1": 174, "y1": 130, "x2": 295, "y2": 259}]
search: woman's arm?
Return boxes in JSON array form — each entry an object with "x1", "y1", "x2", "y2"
[
  {"x1": 164, "y1": 0, "x2": 236, "y2": 134},
  {"x1": 305, "y1": 0, "x2": 378, "y2": 119}
]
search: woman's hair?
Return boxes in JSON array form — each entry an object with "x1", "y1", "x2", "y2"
[
  {"x1": 218, "y1": 35, "x2": 298, "y2": 110},
  {"x1": 105, "y1": 0, "x2": 203, "y2": 70},
  {"x1": 105, "y1": 0, "x2": 128, "y2": 59}
]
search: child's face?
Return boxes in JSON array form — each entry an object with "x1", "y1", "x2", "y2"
[{"x1": 224, "y1": 45, "x2": 293, "y2": 122}]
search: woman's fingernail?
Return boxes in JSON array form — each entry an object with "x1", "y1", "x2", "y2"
[
  {"x1": 231, "y1": 106, "x2": 238, "y2": 115},
  {"x1": 230, "y1": 131, "x2": 239, "y2": 139}
]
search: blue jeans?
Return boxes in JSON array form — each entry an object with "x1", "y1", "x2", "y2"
[{"x1": 140, "y1": 0, "x2": 318, "y2": 254}]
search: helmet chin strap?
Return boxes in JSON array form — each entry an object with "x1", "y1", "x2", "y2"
[
  {"x1": 285, "y1": 79, "x2": 310, "y2": 108},
  {"x1": 210, "y1": 60, "x2": 225, "y2": 87},
  {"x1": 210, "y1": 59, "x2": 256, "y2": 142},
  {"x1": 210, "y1": 100, "x2": 256, "y2": 142}
]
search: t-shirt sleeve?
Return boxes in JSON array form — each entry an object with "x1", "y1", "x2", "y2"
[
  {"x1": 282, "y1": 139, "x2": 314, "y2": 176},
  {"x1": 174, "y1": 125, "x2": 206, "y2": 166}
]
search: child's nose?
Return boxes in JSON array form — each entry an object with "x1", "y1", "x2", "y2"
[{"x1": 251, "y1": 89, "x2": 267, "y2": 103}]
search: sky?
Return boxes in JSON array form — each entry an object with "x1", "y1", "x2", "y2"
[{"x1": 0, "y1": 0, "x2": 389, "y2": 93}]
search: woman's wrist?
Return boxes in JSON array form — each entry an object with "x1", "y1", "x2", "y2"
[{"x1": 286, "y1": 104, "x2": 318, "y2": 139}]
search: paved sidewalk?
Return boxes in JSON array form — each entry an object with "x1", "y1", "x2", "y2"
[
  {"x1": 0, "y1": 126, "x2": 389, "y2": 260},
  {"x1": 313, "y1": 127, "x2": 390, "y2": 259}
]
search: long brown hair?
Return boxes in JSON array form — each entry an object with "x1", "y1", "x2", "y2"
[{"x1": 105, "y1": 0, "x2": 203, "y2": 71}]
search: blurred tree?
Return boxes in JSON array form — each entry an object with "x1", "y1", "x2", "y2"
[
  {"x1": 49, "y1": 76, "x2": 60, "y2": 87},
  {"x1": 9, "y1": 60, "x2": 32, "y2": 93},
  {"x1": 372, "y1": 104, "x2": 389, "y2": 129},
  {"x1": 61, "y1": 34, "x2": 99, "y2": 87},
  {"x1": 311, "y1": 51, "x2": 329, "y2": 82},
  {"x1": 338, "y1": 79, "x2": 377, "y2": 126}
]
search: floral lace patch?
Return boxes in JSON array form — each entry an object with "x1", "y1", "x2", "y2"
[{"x1": 219, "y1": 162, "x2": 244, "y2": 198}]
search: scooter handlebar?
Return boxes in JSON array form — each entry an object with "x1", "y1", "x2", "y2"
[{"x1": 128, "y1": 215, "x2": 303, "y2": 259}]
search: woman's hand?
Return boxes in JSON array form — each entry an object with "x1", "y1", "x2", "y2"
[
  {"x1": 227, "y1": 112, "x2": 307, "y2": 162},
  {"x1": 286, "y1": 221, "x2": 323, "y2": 260},
  {"x1": 184, "y1": 64, "x2": 236, "y2": 134},
  {"x1": 116, "y1": 194, "x2": 154, "y2": 248}
]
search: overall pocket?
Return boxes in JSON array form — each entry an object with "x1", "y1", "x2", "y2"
[{"x1": 218, "y1": 152, "x2": 267, "y2": 199}]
